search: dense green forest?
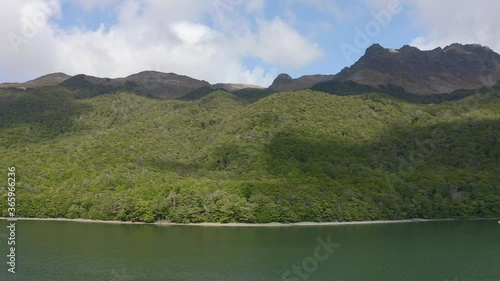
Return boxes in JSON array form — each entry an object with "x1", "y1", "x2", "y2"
[{"x1": 0, "y1": 87, "x2": 499, "y2": 223}]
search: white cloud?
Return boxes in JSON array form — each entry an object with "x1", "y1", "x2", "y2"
[
  {"x1": 363, "y1": 0, "x2": 500, "y2": 52},
  {"x1": 0, "y1": 0, "x2": 324, "y2": 86},
  {"x1": 403, "y1": 0, "x2": 500, "y2": 52},
  {"x1": 0, "y1": 0, "x2": 62, "y2": 81},
  {"x1": 170, "y1": 22, "x2": 216, "y2": 46},
  {"x1": 252, "y1": 17, "x2": 324, "y2": 68}
]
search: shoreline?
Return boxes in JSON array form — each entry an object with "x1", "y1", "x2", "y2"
[{"x1": 1, "y1": 217, "x2": 497, "y2": 227}]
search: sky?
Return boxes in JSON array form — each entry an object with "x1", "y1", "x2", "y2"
[{"x1": 1, "y1": 0, "x2": 500, "y2": 87}]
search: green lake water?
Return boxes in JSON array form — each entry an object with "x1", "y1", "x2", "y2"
[{"x1": 0, "y1": 219, "x2": 499, "y2": 281}]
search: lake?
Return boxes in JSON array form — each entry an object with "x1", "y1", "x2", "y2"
[{"x1": 0, "y1": 219, "x2": 499, "y2": 281}]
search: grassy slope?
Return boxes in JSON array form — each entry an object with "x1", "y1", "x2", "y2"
[{"x1": 0, "y1": 87, "x2": 499, "y2": 223}]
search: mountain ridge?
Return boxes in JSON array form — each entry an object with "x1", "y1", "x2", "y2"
[
  {"x1": 334, "y1": 43, "x2": 500, "y2": 95},
  {"x1": 2, "y1": 43, "x2": 500, "y2": 99},
  {"x1": 0, "y1": 72, "x2": 71, "y2": 88}
]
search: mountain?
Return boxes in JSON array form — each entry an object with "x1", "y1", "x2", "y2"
[
  {"x1": 334, "y1": 43, "x2": 500, "y2": 95},
  {"x1": 0, "y1": 72, "x2": 70, "y2": 89},
  {"x1": 227, "y1": 73, "x2": 337, "y2": 102},
  {"x1": 4, "y1": 71, "x2": 264, "y2": 99},
  {"x1": 0, "y1": 87, "x2": 498, "y2": 223},
  {"x1": 59, "y1": 71, "x2": 213, "y2": 99},
  {"x1": 269, "y1": 73, "x2": 335, "y2": 92},
  {"x1": 2, "y1": 42, "x2": 500, "y2": 100},
  {"x1": 122, "y1": 71, "x2": 214, "y2": 98}
]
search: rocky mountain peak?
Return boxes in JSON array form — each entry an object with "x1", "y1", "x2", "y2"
[
  {"x1": 364, "y1": 43, "x2": 386, "y2": 55},
  {"x1": 272, "y1": 73, "x2": 293, "y2": 85},
  {"x1": 335, "y1": 43, "x2": 500, "y2": 95}
]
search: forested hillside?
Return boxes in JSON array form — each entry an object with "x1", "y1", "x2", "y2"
[{"x1": 1, "y1": 87, "x2": 499, "y2": 223}]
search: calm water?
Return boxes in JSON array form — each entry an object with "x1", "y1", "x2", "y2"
[{"x1": 0, "y1": 219, "x2": 499, "y2": 281}]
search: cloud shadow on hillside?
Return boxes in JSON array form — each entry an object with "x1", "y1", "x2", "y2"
[{"x1": 0, "y1": 88, "x2": 93, "y2": 146}]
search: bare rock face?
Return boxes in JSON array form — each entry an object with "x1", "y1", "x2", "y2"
[
  {"x1": 270, "y1": 73, "x2": 293, "y2": 91},
  {"x1": 335, "y1": 43, "x2": 500, "y2": 95}
]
